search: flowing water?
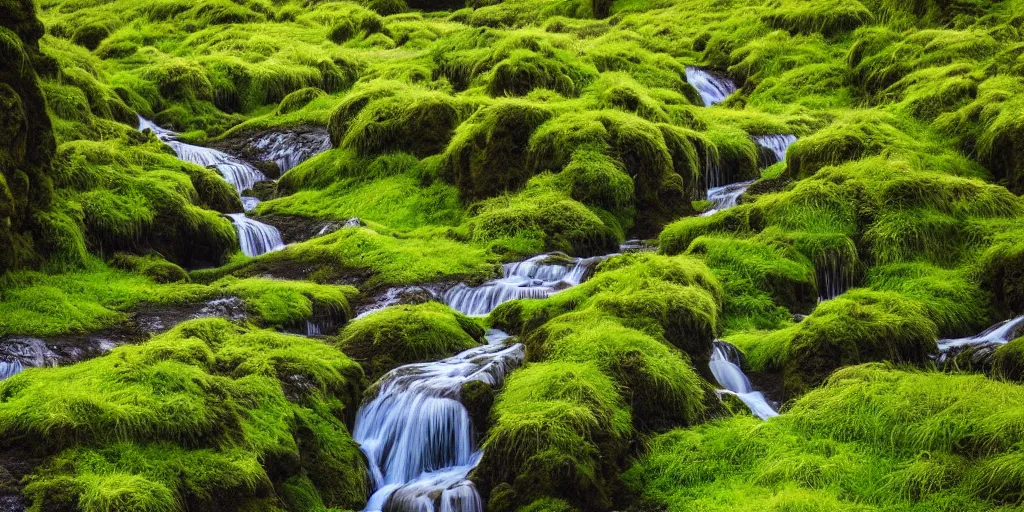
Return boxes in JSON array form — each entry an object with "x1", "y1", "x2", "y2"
[
  {"x1": 354, "y1": 330, "x2": 525, "y2": 512},
  {"x1": 754, "y1": 134, "x2": 798, "y2": 165},
  {"x1": 709, "y1": 341, "x2": 778, "y2": 420},
  {"x1": 0, "y1": 360, "x2": 25, "y2": 381},
  {"x1": 250, "y1": 130, "x2": 332, "y2": 173},
  {"x1": 685, "y1": 67, "x2": 737, "y2": 106},
  {"x1": 444, "y1": 253, "x2": 611, "y2": 316},
  {"x1": 702, "y1": 180, "x2": 756, "y2": 217},
  {"x1": 816, "y1": 262, "x2": 849, "y2": 302},
  {"x1": 227, "y1": 213, "x2": 285, "y2": 257},
  {"x1": 138, "y1": 117, "x2": 286, "y2": 257},
  {"x1": 937, "y1": 315, "x2": 1024, "y2": 354}
]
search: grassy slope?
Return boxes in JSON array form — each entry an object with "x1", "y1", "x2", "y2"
[{"x1": 0, "y1": 0, "x2": 1023, "y2": 510}]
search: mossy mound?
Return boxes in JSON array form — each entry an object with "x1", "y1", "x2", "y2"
[
  {"x1": 0, "y1": 318, "x2": 369, "y2": 511},
  {"x1": 785, "y1": 290, "x2": 938, "y2": 394},
  {"x1": 110, "y1": 253, "x2": 189, "y2": 284},
  {"x1": 627, "y1": 363, "x2": 1024, "y2": 511},
  {"x1": 337, "y1": 301, "x2": 484, "y2": 378},
  {"x1": 474, "y1": 361, "x2": 632, "y2": 512},
  {"x1": 992, "y1": 337, "x2": 1024, "y2": 383}
]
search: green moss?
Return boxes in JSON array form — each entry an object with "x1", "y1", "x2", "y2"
[
  {"x1": 110, "y1": 253, "x2": 189, "y2": 284},
  {"x1": 1, "y1": 318, "x2": 368, "y2": 511},
  {"x1": 475, "y1": 361, "x2": 632, "y2": 512},
  {"x1": 629, "y1": 364, "x2": 1024, "y2": 511},
  {"x1": 763, "y1": 0, "x2": 873, "y2": 37},
  {"x1": 992, "y1": 337, "x2": 1024, "y2": 382},
  {"x1": 337, "y1": 302, "x2": 483, "y2": 378},
  {"x1": 275, "y1": 87, "x2": 326, "y2": 115},
  {"x1": 785, "y1": 290, "x2": 938, "y2": 394}
]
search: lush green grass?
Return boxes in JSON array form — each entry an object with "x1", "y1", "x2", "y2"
[
  {"x1": 627, "y1": 364, "x2": 1024, "y2": 512},
  {"x1": 1, "y1": 318, "x2": 368, "y2": 511}
]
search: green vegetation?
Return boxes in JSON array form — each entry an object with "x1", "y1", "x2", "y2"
[
  {"x1": 0, "y1": 319, "x2": 368, "y2": 511},
  {"x1": 3, "y1": 0, "x2": 1024, "y2": 508}
]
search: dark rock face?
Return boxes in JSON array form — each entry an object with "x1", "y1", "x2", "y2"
[
  {"x1": 257, "y1": 214, "x2": 364, "y2": 244},
  {"x1": 0, "y1": 0, "x2": 57, "y2": 273}
]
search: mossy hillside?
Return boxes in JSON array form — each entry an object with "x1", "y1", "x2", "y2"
[
  {"x1": 337, "y1": 301, "x2": 484, "y2": 378},
  {"x1": 0, "y1": 318, "x2": 369, "y2": 511},
  {"x1": 627, "y1": 364, "x2": 1024, "y2": 511}
]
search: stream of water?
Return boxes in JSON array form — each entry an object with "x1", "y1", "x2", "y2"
[
  {"x1": 685, "y1": 67, "x2": 737, "y2": 106},
  {"x1": 137, "y1": 117, "x2": 285, "y2": 257},
  {"x1": 354, "y1": 330, "x2": 524, "y2": 512},
  {"x1": 709, "y1": 341, "x2": 778, "y2": 420}
]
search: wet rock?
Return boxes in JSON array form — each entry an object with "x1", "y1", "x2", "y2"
[
  {"x1": 353, "y1": 285, "x2": 442, "y2": 319},
  {"x1": 256, "y1": 215, "x2": 366, "y2": 244},
  {"x1": 211, "y1": 126, "x2": 331, "y2": 176},
  {"x1": 133, "y1": 296, "x2": 248, "y2": 334}
]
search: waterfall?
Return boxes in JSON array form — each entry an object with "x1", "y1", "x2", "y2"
[
  {"x1": 137, "y1": 116, "x2": 268, "y2": 195},
  {"x1": 138, "y1": 117, "x2": 289, "y2": 258},
  {"x1": 709, "y1": 341, "x2": 778, "y2": 420},
  {"x1": 0, "y1": 359, "x2": 24, "y2": 381},
  {"x1": 702, "y1": 180, "x2": 755, "y2": 217},
  {"x1": 816, "y1": 262, "x2": 849, "y2": 302},
  {"x1": 242, "y1": 197, "x2": 261, "y2": 212},
  {"x1": 354, "y1": 330, "x2": 525, "y2": 512},
  {"x1": 685, "y1": 67, "x2": 737, "y2": 106},
  {"x1": 444, "y1": 253, "x2": 612, "y2": 317},
  {"x1": 754, "y1": 134, "x2": 798, "y2": 165},
  {"x1": 937, "y1": 315, "x2": 1024, "y2": 354},
  {"x1": 227, "y1": 213, "x2": 285, "y2": 257}
]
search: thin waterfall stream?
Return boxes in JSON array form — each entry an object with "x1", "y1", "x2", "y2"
[
  {"x1": 354, "y1": 330, "x2": 525, "y2": 512},
  {"x1": 685, "y1": 66, "x2": 737, "y2": 106},
  {"x1": 709, "y1": 341, "x2": 779, "y2": 419},
  {"x1": 935, "y1": 315, "x2": 1024, "y2": 367},
  {"x1": 137, "y1": 116, "x2": 285, "y2": 257}
]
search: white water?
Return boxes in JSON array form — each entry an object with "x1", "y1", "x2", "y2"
[
  {"x1": 685, "y1": 67, "x2": 737, "y2": 106},
  {"x1": 139, "y1": 117, "x2": 287, "y2": 258},
  {"x1": 227, "y1": 213, "x2": 285, "y2": 257},
  {"x1": 816, "y1": 262, "x2": 848, "y2": 302},
  {"x1": 138, "y1": 116, "x2": 268, "y2": 195},
  {"x1": 354, "y1": 330, "x2": 524, "y2": 512},
  {"x1": 937, "y1": 315, "x2": 1024, "y2": 353},
  {"x1": 251, "y1": 131, "x2": 332, "y2": 173},
  {"x1": 0, "y1": 360, "x2": 25, "y2": 381},
  {"x1": 444, "y1": 253, "x2": 611, "y2": 317},
  {"x1": 754, "y1": 134, "x2": 798, "y2": 165},
  {"x1": 709, "y1": 341, "x2": 778, "y2": 420},
  {"x1": 702, "y1": 180, "x2": 755, "y2": 217}
]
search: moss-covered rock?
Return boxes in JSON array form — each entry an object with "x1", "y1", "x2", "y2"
[
  {"x1": 0, "y1": 318, "x2": 369, "y2": 511},
  {"x1": 337, "y1": 302, "x2": 484, "y2": 378},
  {"x1": 992, "y1": 337, "x2": 1024, "y2": 382}
]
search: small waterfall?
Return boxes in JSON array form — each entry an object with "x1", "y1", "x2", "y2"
[
  {"x1": 701, "y1": 180, "x2": 755, "y2": 217},
  {"x1": 0, "y1": 359, "x2": 25, "y2": 381},
  {"x1": 444, "y1": 253, "x2": 611, "y2": 317},
  {"x1": 354, "y1": 330, "x2": 525, "y2": 512},
  {"x1": 242, "y1": 197, "x2": 261, "y2": 212},
  {"x1": 754, "y1": 134, "x2": 798, "y2": 165},
  {"x1": 138, "y1": 116, "x2": 268, "y2": 195},
  {"x1": 227, "y1": 213, "x2": 285, "y2": 257},
  {"x1": 937, "y1": 315, "x2": 1024, "y2": 356},
  {"x1": 816, "y1": 263, "x2": 848, "y2": 302},
  {"x1": 709, "y1": 341, "x2": 778, "y2": 420},
  {"x1": 685, "y1": 67, "x2": 737, "y2": 106}
]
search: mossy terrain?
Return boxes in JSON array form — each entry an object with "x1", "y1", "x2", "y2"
[{"x1": 1, "y1": 0, "x2": 1024, "y2": 509}]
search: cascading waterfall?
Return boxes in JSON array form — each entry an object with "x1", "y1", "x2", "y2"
[
  {"x1": 0, "y1": 359, "x2": 24, "y2": 381},
  {"x1": 138, "y1": 116, "x2": 267, "y2": 195},
  {"x1": 702, "y1": 180, "x2": 756, "y2": 217},
  {"x1": 754, "y1": 134, "x2": 798, "y2": 165},
  {"x1": 227, "y1": 213, "x2": 285, "y2": 257},
  {"x1": 251, "y1": 130, "x2": 332, "y2": 173},
  {"x1": 445, "y1": 253, "x2": 611, "y2": 316},
  {"x1": 935, "y1": 315, "x2": 1024, "y2": 366},
  {"x1": 354, "y1": 330, "x2": 525, "y2": 512},
  {"x1": 138, "y1": 117, "x2": 286, "y2": 257},
  {"x1": 709, "y1": 341, "x2": 778, "y2": 420},
  {"x1": 685, "y1": 67, "x2": 737, "y2": 106}
]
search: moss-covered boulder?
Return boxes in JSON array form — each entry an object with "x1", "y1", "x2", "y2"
[
  {"x1": 785, "y1": 290, "x2": 938, "y2": 394},
  {"x1": 0, "y1": 318, "x2": 369, "y2": 511},
  {"x1": 337, "y1": 302, "x2": 484, "y2": 379},
  {"x1": 992, "y1": 337, "x2": 1024, "y2": 382}
]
